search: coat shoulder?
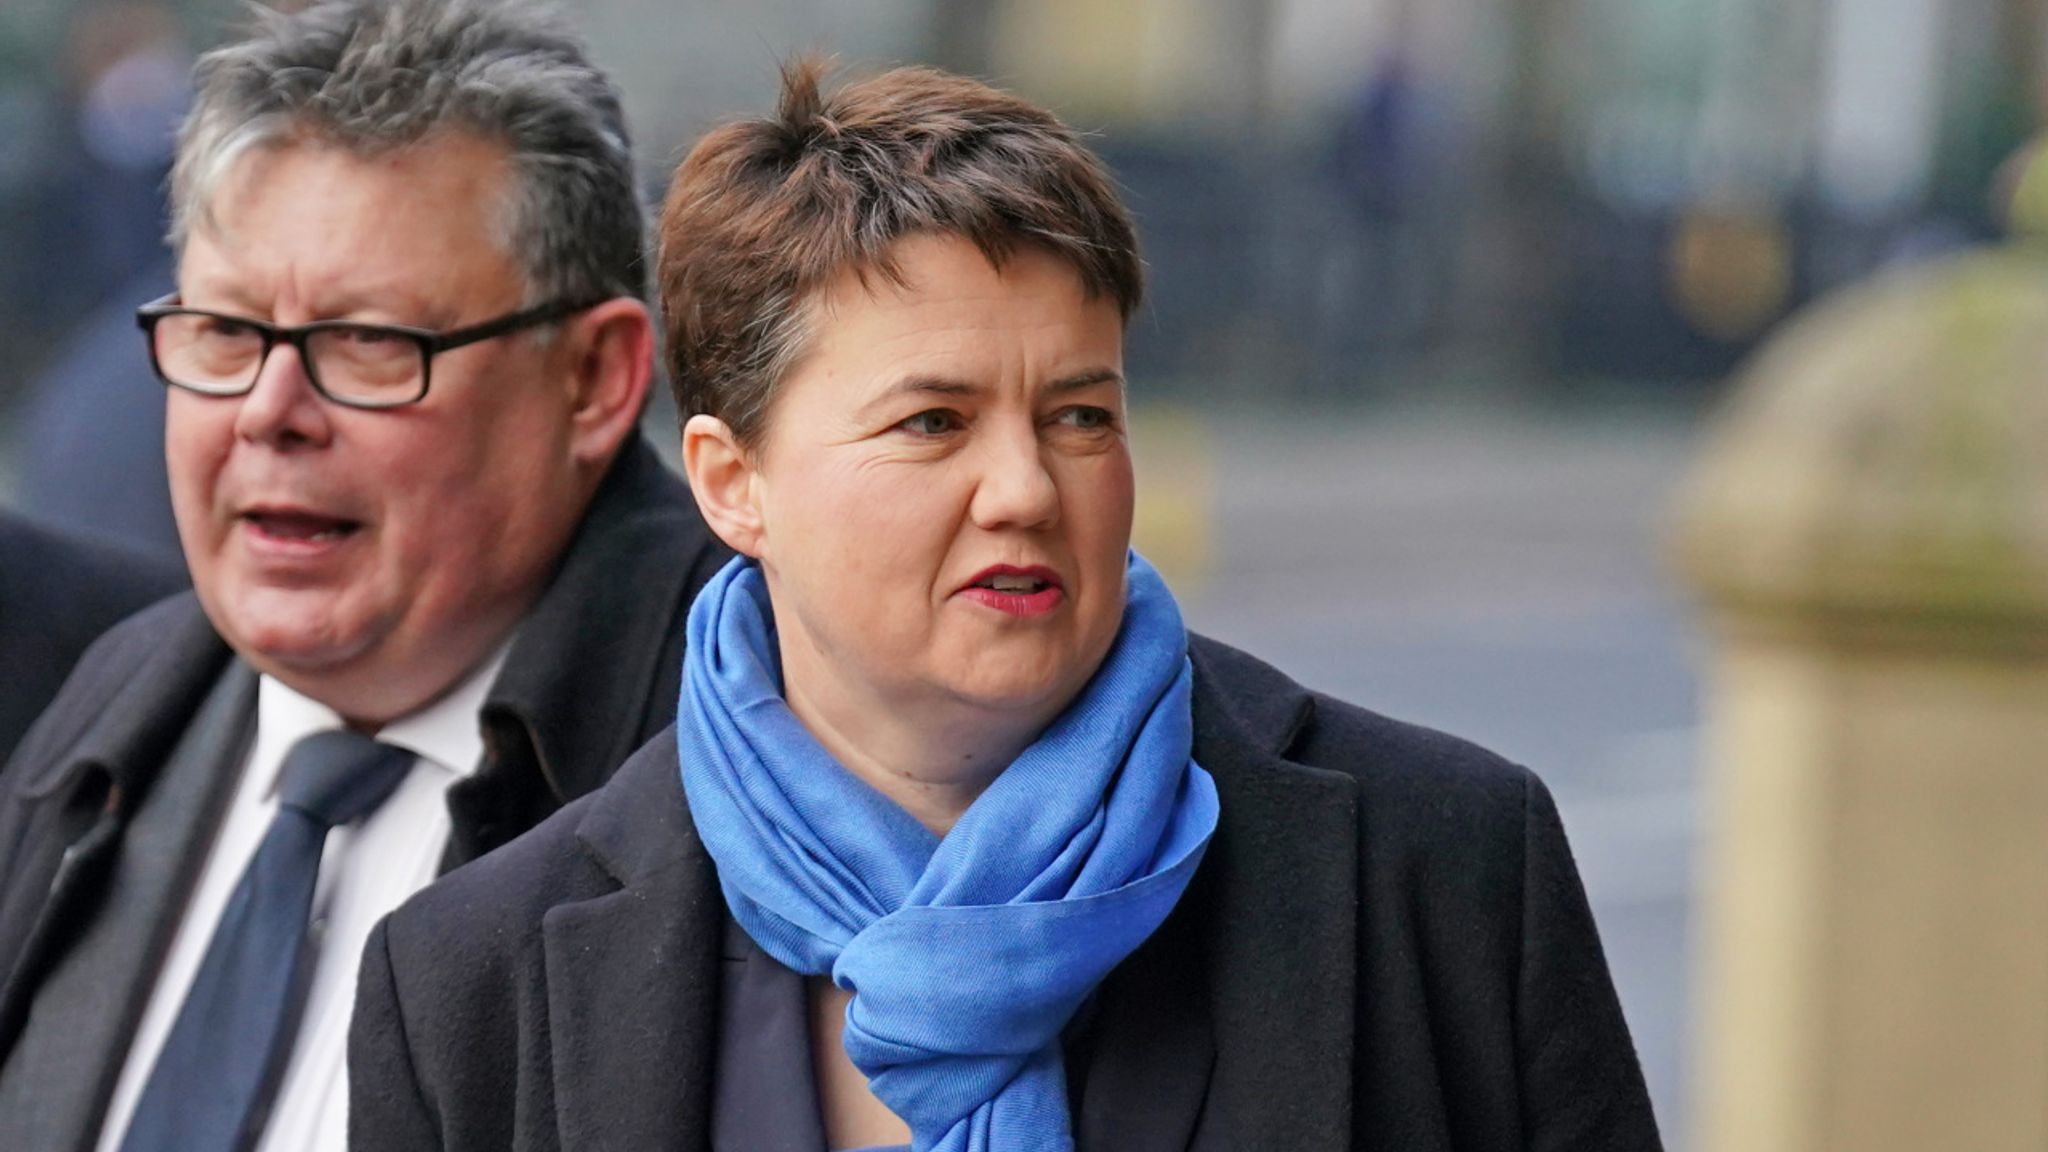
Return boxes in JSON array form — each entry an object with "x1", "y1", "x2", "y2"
[
  {"x1": 1187, "y1": 635, "x2": 1660, "y2": 1150},
  {"x1": 4, "y1": 593, "x2": 219, "y2": 776},
  {"x1": 63, "y1": 593, "x2": 211, "y2": 684},
  {"x1": 1189, "y1": 630, "x2": 1534, "y2": 804},
  {"x1": 1298, "y1": 685, "x2": 1537, "y2": 816},
  {"x1": 1187, "y1": 630, "x2": 1543, "y2": 908},
  {"x1": 378, "y1": 785, "x2": 610, "y2": 978}
]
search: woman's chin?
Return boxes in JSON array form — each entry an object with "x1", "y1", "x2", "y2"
[{"x1": 932, "y1": 662, "x2": 1087, "y2": 721}]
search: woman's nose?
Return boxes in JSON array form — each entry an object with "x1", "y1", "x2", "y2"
[
  {"x1": 232, "y1": 343, "x2": 334, "y2": 448},
  {"x1": 968, "y1": 430, "x2": 1060, "y2": 531}
]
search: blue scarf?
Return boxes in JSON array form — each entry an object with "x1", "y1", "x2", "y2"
[{"x1": 679, "y1": 552, "x2": 1218, "y2": 1152}]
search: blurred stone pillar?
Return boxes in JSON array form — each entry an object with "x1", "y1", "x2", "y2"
[{"x1": 1676, "y1": 248, "x2": 2048, "y2": 1152}]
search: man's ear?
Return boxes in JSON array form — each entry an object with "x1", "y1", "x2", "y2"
[
  {"x1": 681, "y1": 413, "x2": 765, "y2": 557},
  {"x1": 563, "y1": 298, "x2": 654, "y2": 466}
]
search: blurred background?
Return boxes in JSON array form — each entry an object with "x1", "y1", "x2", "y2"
[{"x1": 4, "y1": 0, "x2": 2045, "y2": 1145}]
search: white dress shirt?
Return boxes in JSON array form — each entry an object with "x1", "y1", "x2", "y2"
[{"x1": 95, "y1": 647, "x2": 509, "y2": 1152}]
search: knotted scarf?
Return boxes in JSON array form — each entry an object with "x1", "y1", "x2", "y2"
[{"x1": 679, "y1": 552, "x2": 1219, "y2": 1152}]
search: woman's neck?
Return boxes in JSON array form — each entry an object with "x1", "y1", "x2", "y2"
[{"x1": 779, "y1": 659, "x2": 1051, "y2": 838}]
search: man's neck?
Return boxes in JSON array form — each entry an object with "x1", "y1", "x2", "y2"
[{"x1": 256, "y1": 636, "x2": 509, "y2": 776}]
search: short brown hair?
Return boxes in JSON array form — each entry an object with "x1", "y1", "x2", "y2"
[{"x1": 657, "y1": 58, "x2": 1144, "y2": 447}]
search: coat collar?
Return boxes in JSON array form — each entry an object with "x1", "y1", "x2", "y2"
[
  {"x1": 480, "y1": 437, "x2": 724, "y2": 804},
  {"x1": 551, "y1": 633, "x2": 1359, "y2": 1152},
  {"x1": 20, "y1": 594, "x2": 233, "y2": 805}
]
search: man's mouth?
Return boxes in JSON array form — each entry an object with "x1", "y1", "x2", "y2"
[{"x1": 243, "y1": 511, "x2": 363, "y2": 543}]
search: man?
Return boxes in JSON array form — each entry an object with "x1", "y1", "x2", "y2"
[
  {"x1": 0, "y1": 513, "x2": 186, "y2": 764},
  {"x1": 0, "y1": 2, "x2": 729, "y2": 1149}
]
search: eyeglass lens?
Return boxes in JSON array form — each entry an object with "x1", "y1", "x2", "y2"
[{"x1": 153, "y1": 313, "x2": 425, "y2": 404}]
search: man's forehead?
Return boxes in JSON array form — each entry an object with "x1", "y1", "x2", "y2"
[
  {"x1": 181, "y1": 134, "x2": 523, "y2": 318},
  {"x1": 201, "y1": 132, "x2": 514, "y2": 226}
]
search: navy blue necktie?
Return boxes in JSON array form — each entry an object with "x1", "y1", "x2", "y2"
[{"x1": 118, "y1": 729, "x2": 414, "y2": 1152}]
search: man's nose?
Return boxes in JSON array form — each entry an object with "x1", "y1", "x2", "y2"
[{"x1": 231, "y1": 342, "x2": 334, "y2": 448}]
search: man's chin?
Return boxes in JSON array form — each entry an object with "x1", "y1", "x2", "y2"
[
  {"x1": 237, "y1": 635, "x2": 378, "y2": 693},
  {"x1": 206, "y1": 592, "x2": 380, "y2": 682}
]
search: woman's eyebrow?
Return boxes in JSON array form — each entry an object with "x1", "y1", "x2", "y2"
[
  {"x1": 856, "y1": 367, "x2": 1125, "y2": 419},
  {"x1": 856, "y1": 374, "x2": 979, "y2": 420},
  {"x1": 1045, "y1": 368, "x2": 1125, "y2": 394}
]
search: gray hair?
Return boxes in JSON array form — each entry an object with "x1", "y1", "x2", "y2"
[{"x1": 170, "y1": 0, "x2": 645, "y2": 304}]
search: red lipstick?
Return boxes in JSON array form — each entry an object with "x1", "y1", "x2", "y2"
[{"x1": 957, "y1": 564, "x2": 1065, "y2": 618}]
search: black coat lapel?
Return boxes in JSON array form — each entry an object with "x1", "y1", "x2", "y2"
[
  {"x1": 1076, "y1": 637, "x2": 1359, "y2": 1152},
  {"x1": 1073, "y1": 860, "x2": 1218, "y2": 1152},
  {"x1": 0, "y1": 596, "x2": 233, "y2": 1053},
  {"x1": 543, "y1": 739, "x2": 724, "y2": 1152},
  {"x1": 1187, "y1": 636, "x2": 1359, "y2": 1152},
  {"x1": 0, "y1": 662, "x2": 253, "y2": 1152}
]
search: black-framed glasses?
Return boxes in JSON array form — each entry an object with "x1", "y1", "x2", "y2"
[{"x1": 135, "y1": 294, "x2": 605, "y2": 409}]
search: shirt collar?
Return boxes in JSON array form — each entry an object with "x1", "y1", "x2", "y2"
[{"x1": 252, "y1": 641, "x2": 512, "y2": 798}]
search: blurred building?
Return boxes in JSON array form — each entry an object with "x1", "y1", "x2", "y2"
[
  {"x1": 1, "y1": 0, "x2": 2042, "y2": 454},
  {"x1": 3, "y1": 0, "x2": 2043, "y2": 410},
  {"x1": 916, "y1": 0, "x2": 2042, "y2": 395}
]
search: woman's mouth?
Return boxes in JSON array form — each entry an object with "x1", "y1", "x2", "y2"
[{"x1": 959, "y1": 566, "x2": 1065, "y2": 618}]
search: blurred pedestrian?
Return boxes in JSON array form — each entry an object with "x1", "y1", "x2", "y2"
[
  {"x1": 0, "y1": 3, "x2": 728, "y2": 1151},
  {"x1": 4, "y1": 2, "x2": 190, "y2": 557},
  {"x1": 10, "y1": 260, "x2": 180, "y2": 560},
  {"x1": 5, "y1": 2, "x2": 189, "y2": 354}
]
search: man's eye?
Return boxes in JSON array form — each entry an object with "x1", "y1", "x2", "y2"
[
  {"x1": 335, "y1": 326, "x2": 402, "y2": 347},
  {"x1": 1056, "y1": 406, "x2": 1115, "y2": 431},
  {"x1": 199, "y1": 316, "x2": 260, "y2": 340},
  {"x1": 899, "y1": 410, "x2": 962, "y2": 436}
]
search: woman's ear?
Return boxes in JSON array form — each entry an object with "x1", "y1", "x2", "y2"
[{"x1": 681, "y1": 413, "x2": 765, "y2": 557}]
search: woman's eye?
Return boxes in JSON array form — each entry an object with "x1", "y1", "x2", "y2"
[{"x1": 898, "y1": 409, "x2": 962, "y2": 436}]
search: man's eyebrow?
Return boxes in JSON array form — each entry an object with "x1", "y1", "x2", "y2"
[
  {"x1": 175, "y1": 278, "x2": 444, "y2": 325},
  {"x1": 175, "y1": 274, "x2": 267, "y2": 316}
]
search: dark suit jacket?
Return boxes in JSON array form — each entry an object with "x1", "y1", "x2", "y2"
[
  {"x1": 0, "y1": 438, "x2": 730, "y2": 1144},
  {"x1": 0, "y1": 514, "x2": 186, "y2": 765},
  {"x1": 351, "y1": 635, "x2": 1662, "y2": 1152}
]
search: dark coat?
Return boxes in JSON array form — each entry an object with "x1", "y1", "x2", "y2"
[
  {"x1": 0, "y1": 438, "x2": 731, "y2": 1129},
  {"x1": 0, "y1": 514, "x2": 186, "y2": 765},
  {"x1": 351, "y1": 634, "x2": 1662, "y2": 1152}
]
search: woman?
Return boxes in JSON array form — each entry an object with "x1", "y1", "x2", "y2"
[{"x1": 349, "y1": 61, "x2": 1660, "y2": 1152}]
